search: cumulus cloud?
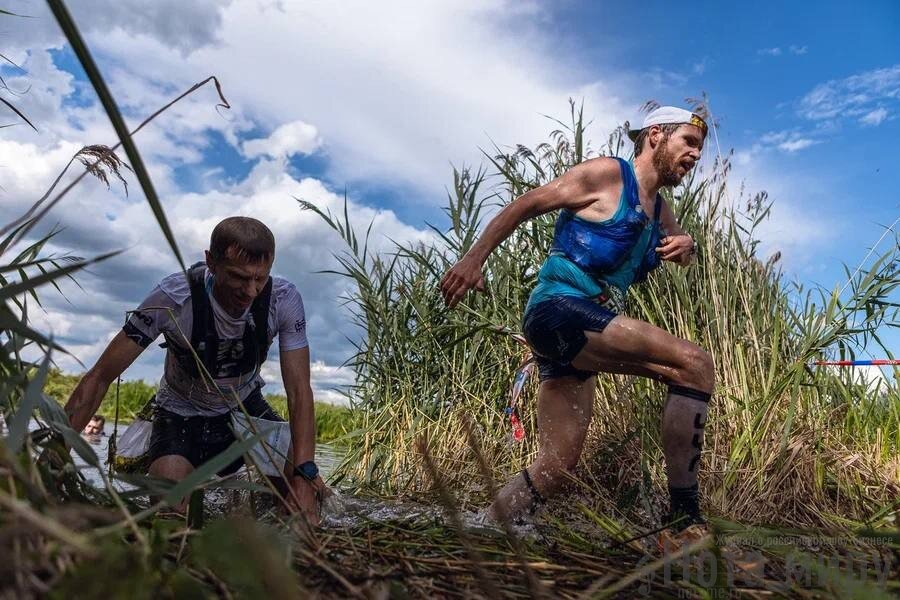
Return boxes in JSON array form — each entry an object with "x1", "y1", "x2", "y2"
[
  {"x1": 5, "y1": 0, "x2": 635, "y2": 196},
  {"x1": 2, "y1": 0, "x2": 644, "y2": 400},
  {"x1": 798, "y1": 64, "x2": 900, "y2": 121},
  {"x1": 23, "y1": 154, "x2": 432, "y2": 398},
  {"x1": 74, "y1": 0, "x2": 631, "y2": 194},
  {"x1": 788, "y1": 45, "x2": 808, "y2": 55},
  {"x1": 242, "y1": 120, "x2": 320, "y2": 159},
  {"x1": 0, "y1": 38, "x2": 432, "y2": 398},
  {"x1": 757, "y1": 47, "x2": 783, "y2": 57}
]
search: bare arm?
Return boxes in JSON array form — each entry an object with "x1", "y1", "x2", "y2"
[
  {"x1": 440, "y1": 157, "x2": 621, "y2": 307},
  {"x1": 64, "y1": 330, "x2": 145, "y2": 431},
  {"x1": 280, "y1": 345, "x2": 323, "y2": 522},
  {"x1": 280, "y1": 346, "x2": 315, "y2": 467},
  {"x1": 656, "y1": 198, "x2": 695, "y2": 267}
]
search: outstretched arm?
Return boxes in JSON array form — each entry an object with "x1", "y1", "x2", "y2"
[
  {"x1": 439, "y1": 157, "x2": 620, "y2": 307},
  {"x1": 280, "y1": 345, "x2": 321, "y2": 523},
  {"x1": 281, "y1": 346, "x2": 316, "y2": 468},
  {"x1": 64, "y1": 330, "x2": 145, "y2": 431}
]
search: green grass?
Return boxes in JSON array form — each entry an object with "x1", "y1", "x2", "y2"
[
  {"x1": 265, "y1": 393, "x2": 355, "y2": 444},
  {"x1": 43, "y1": 369, "x2": 156, "y2": 422}
]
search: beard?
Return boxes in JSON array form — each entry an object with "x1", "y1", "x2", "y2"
[{"x1": 651, "y1": 139, "x2": 683, "y2": 187}]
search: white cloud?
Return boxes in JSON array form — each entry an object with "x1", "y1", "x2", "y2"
[
  {"x1": 0, "y1": 45, "x2": 431, "y2": 394},
  {"x1": 799, "y1": 64, "x2": 900, "y2": 121},
  {"x1": 859, "y1": 107, "x2": 888, "y2": 126},
  {"x1": 242, "y1": 120, "x2": 320, "y2": 159},
  {"x1": 719, "y1": 140, "x2": 835, "y2": 269},
  {"x1": 756, "y1": 46, "x2": 806, "y2": 58},
  {"x1": 18, "y1": 153, "x2": 432, "y2": 397},
  {"x1": 77, "y1": 0, "x2": 631, "y2": 194},
  {"x1": 5, "y1": 1, "x2": 635, "y2": 197},
  {"x1": 759, "y1": 130, "x2": 820, "y2": 153},
  {"x1": 2, "y1": 0, "x2": 641, "y2": 397},
  {"x1": 818, "y1": 364, "x2": 895, "y2": 392},
  {"x1": 733, "y1": 146, "x2": 759, "y2": 167},
  {"x1": 3, "y1": 0, "x2": 232, "y2": 56},
  {"x1": 752, "y1": 195, "x2": 829, "y2": 257},
  {"x1": 777, "y1": 138, "x2": 817, "y2": 152},
  {"x1": 643, "y1": 67, "x2": 688, "y2": 88}
]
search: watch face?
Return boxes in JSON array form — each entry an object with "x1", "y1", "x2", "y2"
[{"x1": 296, "y1": 461, "x2": 319, "y2": 480}]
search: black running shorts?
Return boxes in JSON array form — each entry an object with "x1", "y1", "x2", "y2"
[{"x1": 146, "y1": 389, "x2": 285, "y2": 476}]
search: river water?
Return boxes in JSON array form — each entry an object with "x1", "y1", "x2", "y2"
[
  {"x1": 74, "y1": 423, "x2": 458, "y2": 528},
  {"x1": 17, "y1": 419, "x2": 523, "y2": 534},
  {"x1": 74, "y1": 421, "x2": 344, "y2": 488}
]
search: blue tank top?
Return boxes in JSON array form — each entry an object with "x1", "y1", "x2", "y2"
[{"x1": 526, "y1": 158, "x2": 663, "y2": 312}]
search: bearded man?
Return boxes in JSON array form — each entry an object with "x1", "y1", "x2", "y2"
[{"x1": 440, "y1": 106, "x2": 712, "y2": 545}]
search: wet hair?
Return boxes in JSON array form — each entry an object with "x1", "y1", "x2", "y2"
[
  {"x1": 91, "y1": 415, "x2": 106, "y2": 426},
  {"x1": 633, "y1": 123, "x2": 682, "y2": 157},
  {"x1": 209, "y1": 216, "x2": 275, "y2": 263}
]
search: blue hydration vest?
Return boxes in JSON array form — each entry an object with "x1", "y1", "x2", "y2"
[{"x1": 526, "y1": 158, "x2": 663, "y2": 313}]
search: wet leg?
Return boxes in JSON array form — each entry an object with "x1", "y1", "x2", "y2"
[
  {"x1": 569, "y1": 314, "x2": 715, "y2": 522},
  {"x1": 489, "y1": 375, "x2": 595, "y2": 522},
  {"x1": 148, "y1": 455, "x2": 194, "y2": 512}
]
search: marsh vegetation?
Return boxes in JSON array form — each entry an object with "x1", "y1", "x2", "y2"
[{"x1": 0, "y1": 3, "x2": 897, "y2": 598}]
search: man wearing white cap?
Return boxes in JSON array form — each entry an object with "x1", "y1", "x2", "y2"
[{"x1": 441, "y1": 106, "x2": 712, "y2": 546}]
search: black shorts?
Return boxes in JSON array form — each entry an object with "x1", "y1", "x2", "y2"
[
  {"x1": 147, "y1": 389, "x2": 286, "y2": 477},
  {"x1": 523, "y1": 295, "x2": 618, "y2": 381}
]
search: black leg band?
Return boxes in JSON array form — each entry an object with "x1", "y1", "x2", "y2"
[
  {"x1": 521, "y1": 468, "x2": 545, "y2": 506},
  {"x1": 668, "y1": 384, "x2": 711, "y2": 403}
]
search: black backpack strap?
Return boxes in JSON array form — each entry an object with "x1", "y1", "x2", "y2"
[
  {"x1": 183, "y1": 261, "x2": 216, "y2": 378},
  {"x1": 168, "y1": 263, "x2": 273, "y2": 379},
  {"x1": 247, "y1": 276, "x2": 274, "y2": 367}
]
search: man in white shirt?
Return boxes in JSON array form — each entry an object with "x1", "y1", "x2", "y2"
[{"x1": 65, "y1": 216, "x2": 323, "y2": 522}]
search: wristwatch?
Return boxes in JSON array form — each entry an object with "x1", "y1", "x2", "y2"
[{"x1": 293, "y1": 460, "x2": 319, "y2": 481}]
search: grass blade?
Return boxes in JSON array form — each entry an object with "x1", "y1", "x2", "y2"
[
  {"x1": 0, "y1": 249, "x2": 121, "y2": 303},
  {"x1": 0, "y1": 96, "x2": 37, "y2": 131},
  {"x1": 6, "y1": 351, "x2": 51, "y2": 452}
]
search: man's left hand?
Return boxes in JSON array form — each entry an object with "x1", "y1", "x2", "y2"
[{"x1": 656, "y1": 234, "x2": 695, "y2": 264}]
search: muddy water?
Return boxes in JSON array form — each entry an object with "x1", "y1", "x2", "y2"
[
  {"x1": 74, "y1": 421, "x2": 344, "y2": 488},
  {"x1": 18, "y1": 419, "x2": 521, "y2": 533},
  {"x1": 74, "y1": 425, "x2": 460, "y2": 528}
]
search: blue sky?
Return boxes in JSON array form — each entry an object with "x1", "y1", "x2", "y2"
[{"x1": 1, "y1": 0, "x2": 897, "y2": 398}]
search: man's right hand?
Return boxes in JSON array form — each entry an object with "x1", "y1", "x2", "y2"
[{"x1": 440, "y1": 256, "x2": 485, "y2": 308}]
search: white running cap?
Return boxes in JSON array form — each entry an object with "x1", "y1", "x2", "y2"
[{"x1": 627, "y1": 106, "x2": 708, "y2": 142}]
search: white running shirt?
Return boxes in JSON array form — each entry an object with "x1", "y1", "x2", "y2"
[{"x1": 123, "y1": 266, "x2": 308, "y2": 416}]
